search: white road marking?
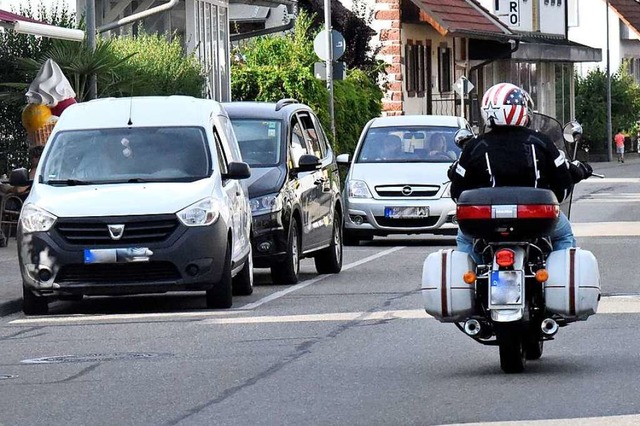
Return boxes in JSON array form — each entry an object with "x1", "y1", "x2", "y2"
[
  {"x1": 9, "y1": 296, "x2": 640, "y2": 326},
  {"x1": 239, "y1": 245, "x2": 406, "y2": 310},
  {"x1": 442, "y1": 413, "x2": 640, "y2": 426},
  {"x1": 581, "y1": 178, "x2": 640, "y2": 183},
  {"x1": 573, "y1": 222, "x2": 640, "y2": 237}
]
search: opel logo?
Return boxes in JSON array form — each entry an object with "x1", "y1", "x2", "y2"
[
  {"x1": 401, "y1": 186, "x2": 413, "y2": 196},
  {"x1": 108, "y1": 224, "x2": 125, "y2": 240}
]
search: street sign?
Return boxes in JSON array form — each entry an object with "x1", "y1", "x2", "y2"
[
  {"x1": 454, "y1": 76, "x2": 474, "y2": 96},
  {"x1": 313, "y1": 30, "x2": 346, "y2": 61},
  {"x1": 314, "y1": 62, "x2": 346, "y2": 81}
]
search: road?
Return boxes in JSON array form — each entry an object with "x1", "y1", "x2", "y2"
[{"x1": 2, "y1": 160, "x2": 640, "y2": 426}]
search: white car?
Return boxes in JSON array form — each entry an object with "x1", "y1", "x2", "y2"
[
  {"x1": 337, "y1": 115, "x2": 472, "y2": 245},
  {"x1": 11, "y1": 96, "x2": 253, "y2": 314}
]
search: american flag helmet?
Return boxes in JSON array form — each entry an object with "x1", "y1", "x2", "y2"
[{"x1": 480, "y1": 83, "x2": 533, "y2": 128}]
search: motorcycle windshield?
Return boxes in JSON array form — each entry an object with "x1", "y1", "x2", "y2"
[{"x1": 529, "y1": 112, "x2": 573, "y2": 218}]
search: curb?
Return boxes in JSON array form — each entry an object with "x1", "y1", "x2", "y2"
[{"x1": 0, "y1": 298, "x2": 21, "y2": 317}]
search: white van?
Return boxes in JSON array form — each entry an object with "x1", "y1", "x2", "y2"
[{"x1": 11, "y1": 96, "x2": 253, "y2": 315}]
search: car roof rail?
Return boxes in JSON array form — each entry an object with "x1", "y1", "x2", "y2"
[{"x1": 275, "y1": 98, "x2": 299, "y2": 111}]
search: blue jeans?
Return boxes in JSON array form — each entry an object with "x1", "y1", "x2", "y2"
[{"x1": 456, "y1": 211, "x2": 575, "y2": 263}]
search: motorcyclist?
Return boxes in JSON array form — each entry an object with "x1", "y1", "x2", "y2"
[{"x1": 448, "y1": 82, "x2": 593, "y2": 262}]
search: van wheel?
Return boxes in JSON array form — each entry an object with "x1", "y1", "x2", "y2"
[
  {"x1": 206, "y1": 243, "x2": 233, "y2": 309},
  {"x1": 23, "y1": 286, "x2": 48, "y2": 315},
  {"x1": 314, "y1": 211, "x2": 343, "y2": 274},
  {"x1": 271, "y1": 217, "x2": 300, "y2": 285},
  {"x1": 232, "y1": 246, "x2": 254, "y2": 296}
]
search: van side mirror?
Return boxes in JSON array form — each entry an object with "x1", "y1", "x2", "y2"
[
  {"x1": 223, "y1": 162, "x2": 251, "y2": 180},
  {"x1": 336, "y1": 153, "x2": 350, "y2": 165},
  {"x1": 9, "y1": 168, "x2": 29, "y2": 186},
  {"x1": 296, "y1": 154, "x2": 321, "y2": 172}
]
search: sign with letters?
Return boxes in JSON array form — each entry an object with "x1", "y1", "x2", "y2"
[{"x1": 495, "y1": 0, "x2": 520, "y2": 27}]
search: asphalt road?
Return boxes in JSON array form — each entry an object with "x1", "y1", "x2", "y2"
[{"x1": 2, "y1": 160, "x2": 640, "y2": 426}]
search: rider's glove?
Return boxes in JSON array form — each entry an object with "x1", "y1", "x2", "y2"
[{"x1": 570, "y1": 160, "x2": 593, "y2": 182}]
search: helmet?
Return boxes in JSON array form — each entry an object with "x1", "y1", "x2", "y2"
[{"x1": 480, "y1": 83, "x2": 532, "y2": 128}]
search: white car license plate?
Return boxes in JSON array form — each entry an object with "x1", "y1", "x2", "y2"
[
  {"x1": 490, "y1": 270, "x2": 524, "y2": 306},
  {"x1": 384, "y1": 206, "x2": 429, "y2": 219}
]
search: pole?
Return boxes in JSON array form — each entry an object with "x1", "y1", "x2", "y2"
[
  {"x1": 606, "y1": 0, "x2": 613, "y2": 162},
  {"x1": 324, "y1": 0, "x2": 335, "y2": 141},
  {"x1": 86, "y1": 0, "x2": 97, "y2": 99}
]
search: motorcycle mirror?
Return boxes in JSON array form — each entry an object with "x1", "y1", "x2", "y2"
[
  {"x1": 563, "y1": 121, "x2": 583, "y2": 143},
  {"x1": 454, "y1": 129, "x2": 474, "y2": 149}
]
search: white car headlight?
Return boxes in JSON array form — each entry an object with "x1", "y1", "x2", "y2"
[
  {"x1": 347, "y1": 180, "x2": 373, "y2": 199},
  {"x1": 249, "y1": 193, "x2": 283, "y2": 215},
  {"x1": 177, "y1": 198, "x2": 220, "y2": 226},
  {"x1": 21, "y1": 204, "x2": 57, "y2": 233}
]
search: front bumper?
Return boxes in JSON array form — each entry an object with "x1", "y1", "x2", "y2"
[
  {"x1": 251, "y1": 211, "x2": 288, "y2": 267},
  {"x1": 344, "y1": 197, "x2": 457, "y2": 236},
  {"x1": 18, "y1": 216, "x2": 228, "y2": 297}
]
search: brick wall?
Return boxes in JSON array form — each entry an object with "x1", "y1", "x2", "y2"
[{"x1": 373, "y1": 0, "x2": 403, "y2": 116}]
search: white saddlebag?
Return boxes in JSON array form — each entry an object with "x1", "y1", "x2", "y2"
[
  {"x1": 545, "y1": 248, "x2": 600, "y2": 320},
  {"x1": 422, "y1": 249, "x2": 476, "y2": 322}
]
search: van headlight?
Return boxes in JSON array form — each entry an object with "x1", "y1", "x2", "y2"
[
  {"x1": 177, "y1": 198, "x2": 220, "y2": 226},
  {"x1": 250, "y1": 193, "x2": 283, "y2": 215},
  {"x1": 21, "y1": 204, "x2": 57, "y2": 233},
  {"x1": 347, "y1": 180, "x2": 373, "y2": 199}
]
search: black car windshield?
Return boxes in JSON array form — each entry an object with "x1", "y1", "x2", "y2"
[
  {"x1": 230, "y1": 119, "x2": 282, "y2": 167},
  {"x1": 41, "y1": 127, "x2": 211, "y2": 185},
  {"x1": 356, "y1": 126, "x2": 461, "y2": 163}
]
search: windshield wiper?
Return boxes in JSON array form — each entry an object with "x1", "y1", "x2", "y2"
[{"x1": 46, "y1": 179, "x2": 93, "y2": 186}]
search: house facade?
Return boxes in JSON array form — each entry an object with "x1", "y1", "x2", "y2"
[{"x1": 359, "y1": 0, "x2": 600, "y2": 126}]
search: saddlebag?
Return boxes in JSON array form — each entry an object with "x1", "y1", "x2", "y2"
[
  {"x1": 545, "y1": 247, "x2": 600, "y2": 320},
  {"x1": 422, "y1": 249, "x2": 476, "y2": 322}
]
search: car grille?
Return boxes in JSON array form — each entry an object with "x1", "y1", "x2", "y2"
[
  {"x1": 375, "y1": 185, "x2": 440, "y2": 197},
  {"x1": 55, "y1": 216, "x2": 179, "y2": 246},
  {"x1": 56, "y1": 262, "x2": 181, "y2": 284},
  {"x1": 374, "y1": 216, "x2": 439, "y2": 228}
]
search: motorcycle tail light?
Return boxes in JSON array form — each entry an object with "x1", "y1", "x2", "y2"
[
  {"x1": 495, "y1": 249, "x2": 515, "y2": 267},
  {"x1": 457, "y1": 205, "x2": 491, "y2": 220},
  {"x1": 517, "y1": 204, "x2": 559, "y2": 219}
]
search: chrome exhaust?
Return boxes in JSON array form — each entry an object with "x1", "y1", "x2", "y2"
[
  {"x1": 541, "y1": 318, "x2": 559, "y2": 336},
  {"x1": 464, "y1": 319, "x2": 482, "y2": 337}
]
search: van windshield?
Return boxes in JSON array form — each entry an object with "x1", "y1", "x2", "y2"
[
  {"x1": 41, "y1": 127, "x2": 211, "y2": 185},
  {"x1": 229, "y1": 119, "x2": 282, "y2": 167},
  {"x1": 356, "y1": 126, "x2": 461, "y2": 163}
]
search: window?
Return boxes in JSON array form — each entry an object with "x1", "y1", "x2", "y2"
[
  {"x1": 405, "y1": 43, "x2": 427, "y2": 96},
  {"x1": 438, "y1": 46, "x2": 452, "y2": 93},
  {"x1": 213, "y1": 130, "x2": 228, "y2": 176},
  {"x1": 290, "y1": 117, "x2": 309, "y2": 167},
  {"x1": 298, "y1": 113, "x2": 324, "y2": 158},
  {"x1": 311, "y1": 113, "x2": 330, "y2": 155}
]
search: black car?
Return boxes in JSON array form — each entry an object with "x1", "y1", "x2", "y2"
[{"x1": 223, "y1": 99, "x2": 343, "y2": 284}]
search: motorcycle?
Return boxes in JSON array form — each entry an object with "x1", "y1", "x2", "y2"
[{"x1": 421, "y1": 114, "x2": 602, "y2": 373}]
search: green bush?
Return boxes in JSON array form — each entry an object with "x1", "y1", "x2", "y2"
[
  {"x1": 575, "y1": 65, "x2": 640, "y2": 153},
  {"x1": 108, "y1": 32, "x2": 205, "y2": 97},
  {"x1": 231, "y1": 11, "x2": 383, "y2": 155}
]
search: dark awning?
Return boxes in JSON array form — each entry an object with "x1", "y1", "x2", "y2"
[{"x1": 511, "y1": 32, "x2": 602, "y2": 63}]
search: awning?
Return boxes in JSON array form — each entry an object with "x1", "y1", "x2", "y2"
[
  {"x1": 408, "y1": 0, "x2": 514, "y2": 41},
  {"x1": 511, "y1": 32, "x2": 602, "y2": 63},
  {"x1": 0, "y1": 9, "x2": 84, "y2": 41},
  {"x1": 229, "y1": 5, "x2": 271, "y2": 22}
]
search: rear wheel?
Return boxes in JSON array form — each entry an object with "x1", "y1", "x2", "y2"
[
  {"x1": 314, "y1": 211, "x2": 343, "y2": 274},
  {"x1": 496, "y1": 324, "x2": 526, "y2": 374},
  {"x1": 232, "y1": 246, "x2": 254, "y2": 296},
  {"x1": 22, "y1": 286, "x2": 48, "y2": 315},
  {"x1": 271, "y1": 218, "x2": 300, "y2": 284},
  {"x1": 524, "y1": 328, "x2": 544, "y2": 360},
  {"x1": 206, "y1": 243, "x2": 233, "y2": 309}
]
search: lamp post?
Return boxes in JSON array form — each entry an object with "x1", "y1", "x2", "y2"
[
  {"x1": 606, "y1": 0, "x2": 613, "y2": 162},
  {"x1": 324, "y1": 0, "x2": 336, "y2": 141}
]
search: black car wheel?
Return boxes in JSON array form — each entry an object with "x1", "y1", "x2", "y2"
[
  {"x1": 271, "y1": 217, "x2": 300, "y2": 284},
  {"x1": 206, "y1": 242, "x2": 233, "y2": 309},
  {"x1": 314, "y1": 210, "x2": 343, "y2": 274},
  {"x1": 22, "y1": 285, "x2": 48, "y2": 316},
  {"x1": 232, "y1": 245, "x2": 254, "y2": 296}
]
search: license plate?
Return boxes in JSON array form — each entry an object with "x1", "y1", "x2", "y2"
[
  {"x1": 489, "y1": 270, "x2": 523, "y2": 306},
  {"x1": 84, "y1": 248, "x2": 153, "y2": 264},
  {"x1": 384, "y1": 206, "x2": 429, "y2": 219}
]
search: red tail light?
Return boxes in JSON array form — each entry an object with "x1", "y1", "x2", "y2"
[
  {"x1": 457, "y1": 205, "x2": 491, "y2": 220},
  {"x1": 517, "y1": 204, "x2": 559, "y2": 219},
  {"x1": 495, "y1": 249, "x2": 515, "y2": 267}
]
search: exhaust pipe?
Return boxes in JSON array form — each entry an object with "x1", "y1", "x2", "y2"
[
  {"x1": 541, "y1": 318, "x2": 559, "y2": 336},
  {"x1": 464, "y1": 319, "x2": 482, "y2": 336}
]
